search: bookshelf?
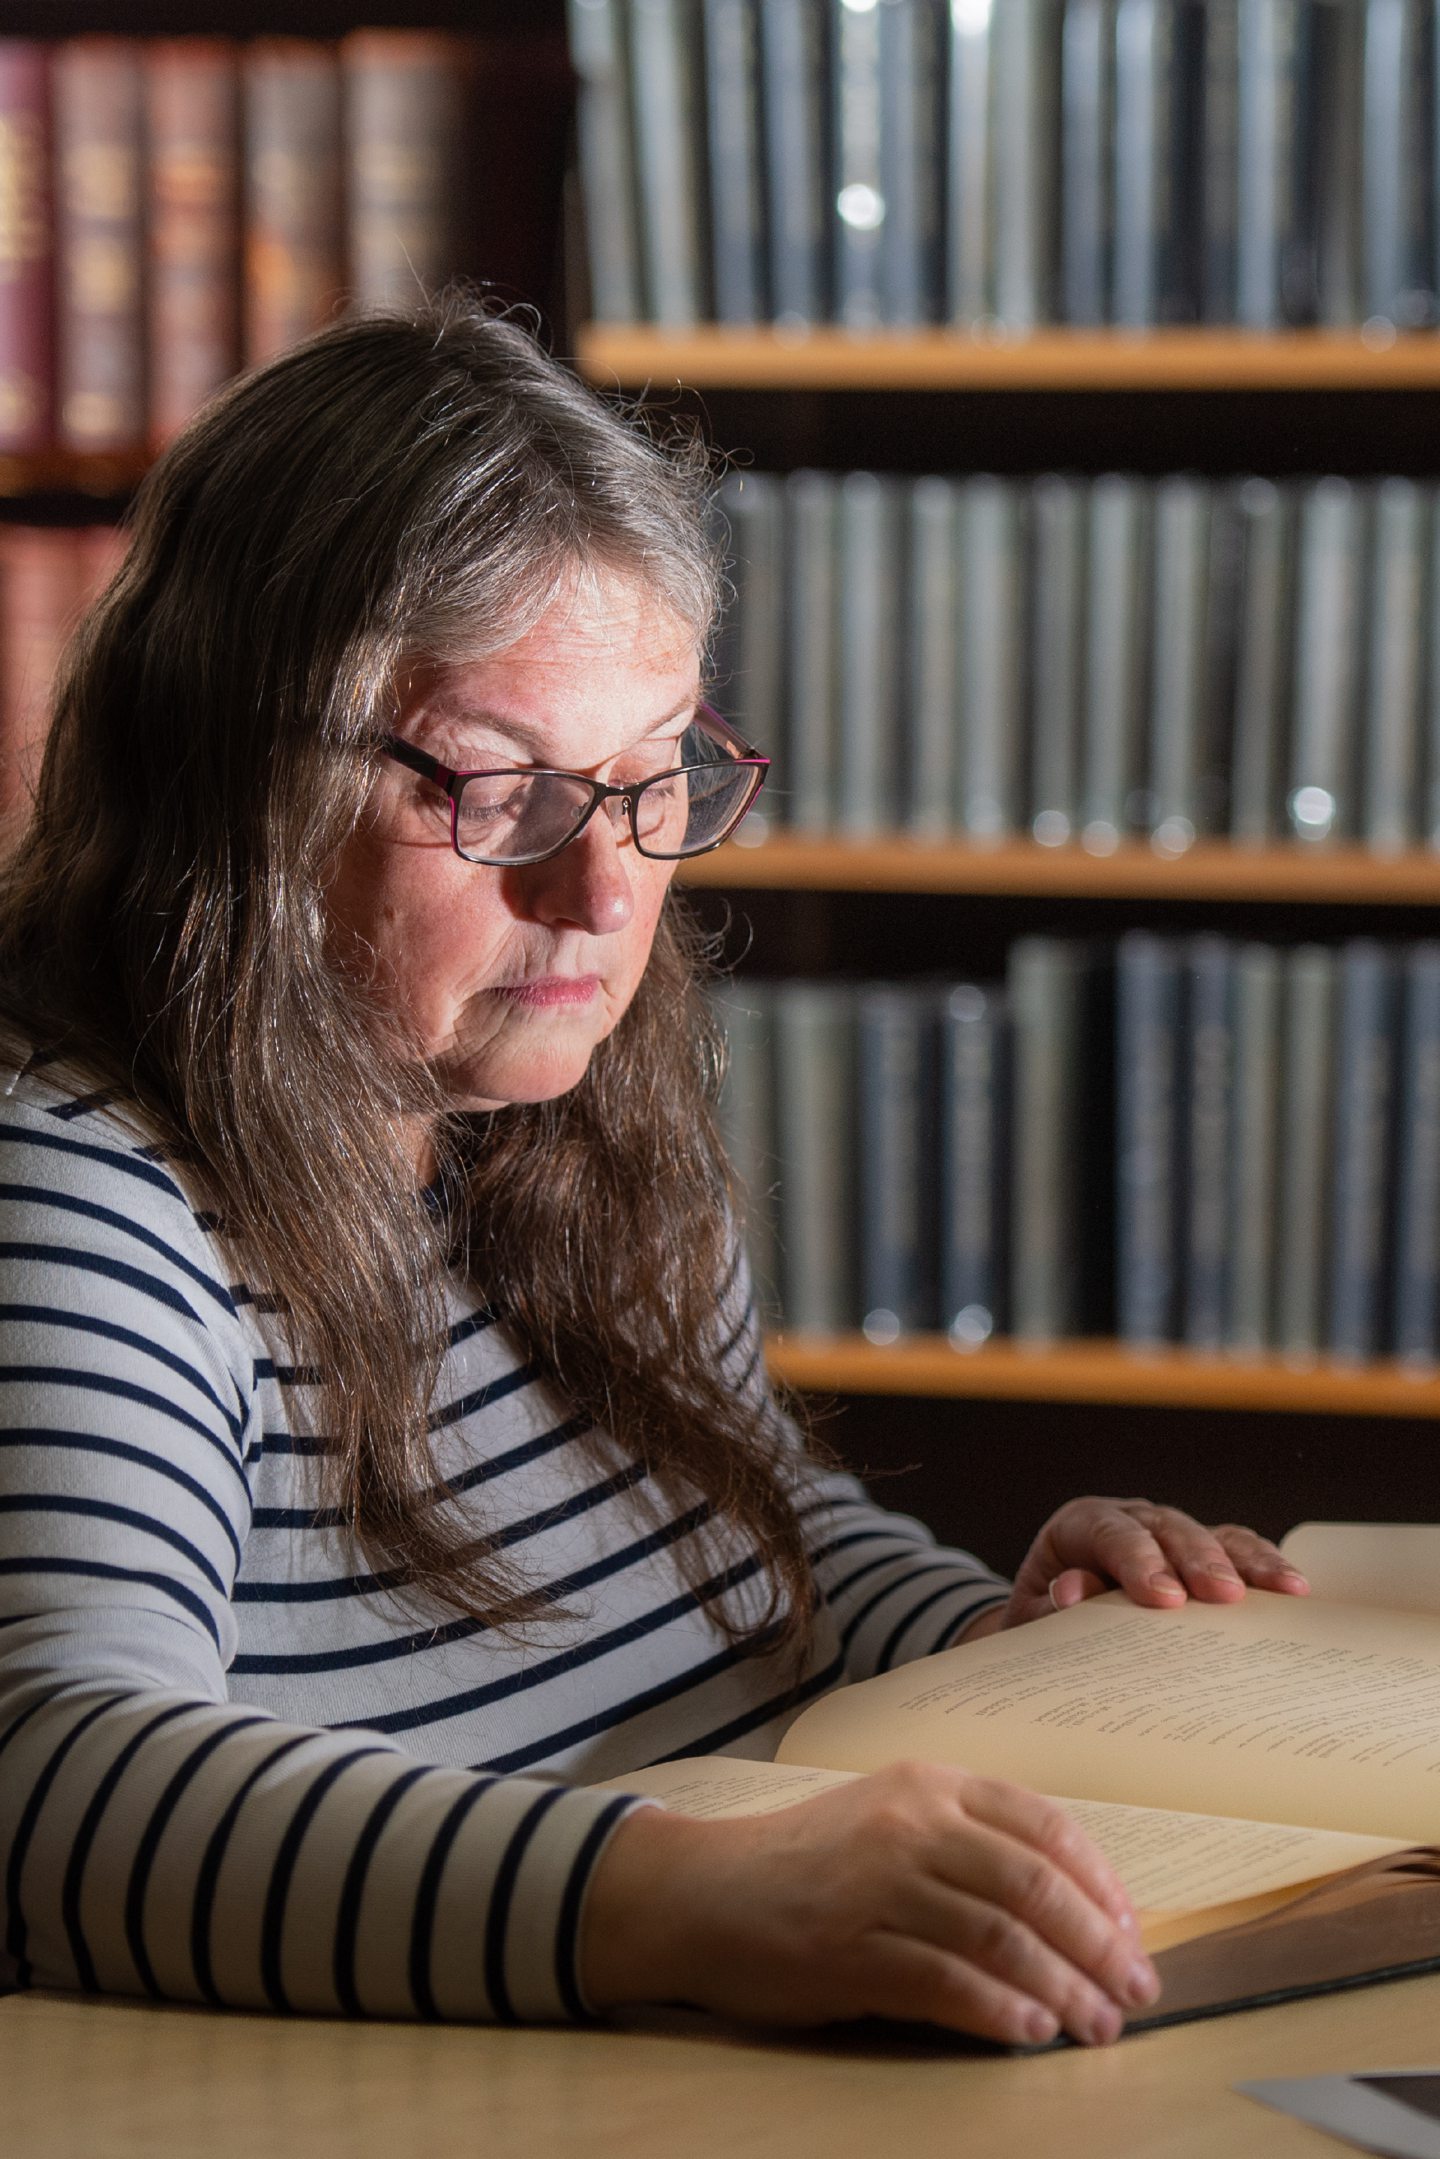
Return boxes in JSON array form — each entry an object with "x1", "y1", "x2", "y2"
[
  {"x1": 766, "y1": 1335, "x2": 1440, "y2": 1421},
  {"x1": 578, "y1": 326, "x2": 1440, "y2": 396},
  {"x1": 682, "y1": 837, "x2": 1440, "y2": 907}
]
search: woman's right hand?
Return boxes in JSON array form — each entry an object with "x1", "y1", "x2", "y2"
[{"x1": 579, "y1": 1761, "x2": 1160, "y2": 2046}]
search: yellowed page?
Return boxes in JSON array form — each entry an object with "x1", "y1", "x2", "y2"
[
  {"x1": 776, "y1": 1589, "x2": 1440, "y2": 1841},
  {"x1": 1281, "y1": 1522, "x2": 1440, "y2": 1617},
  {"x1": 595, "y1": 1758, "x2": 857, "y2": 1818},
  {"x1": 594, "y1": 1759, "x2": 1412, "y2": 1926}
]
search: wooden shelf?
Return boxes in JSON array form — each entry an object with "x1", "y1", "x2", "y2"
[
  {"x1": 577, "y1": 324, "x2": 1440, "y2": 394},
  {"x1": 0, "y1": 448, "x2": 150, "y2": 499},
  {"x1": 680, "y1": 833, "x2": 1440, "y2": 903},
  {"x1": 766, "y1": 1334, "x2": 1440, "y2": 1417}
]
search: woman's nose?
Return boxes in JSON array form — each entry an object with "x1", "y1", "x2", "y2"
[{"x1": 517, "y1": 797, "x2": 635, "y2": 934}]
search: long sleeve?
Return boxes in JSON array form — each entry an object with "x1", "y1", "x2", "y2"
[{"x1": 0, "y1": 1080, "x2": 644, "y2": 2020}]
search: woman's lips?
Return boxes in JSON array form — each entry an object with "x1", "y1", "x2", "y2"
[{"x1": 493, "y1": 974, "x2": 601, "y2": 1009}]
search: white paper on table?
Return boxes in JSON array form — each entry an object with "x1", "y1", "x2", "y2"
[{"x1": 1238, "y1": 2073, "x2": 1440, "y2": 2159}]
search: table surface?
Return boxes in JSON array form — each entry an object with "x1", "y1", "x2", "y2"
[{"x1": 9, "y1": 1979, "x2": 1440, "y2": 2159}]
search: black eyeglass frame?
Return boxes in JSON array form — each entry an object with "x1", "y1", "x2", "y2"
[{"x1": 377, "y1": 701, "x2": 770, "y2": 867}]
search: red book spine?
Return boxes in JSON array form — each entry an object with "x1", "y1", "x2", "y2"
[
  {"x1": 341, "y1": 30, "x2": 468, "y2": 311},
  {"x1": 0, "y1": 43, "x2": 54, "y2": 456},
  {"x1": 54, "y1": 38, "x2": 146, "y2": 454},
  {"x1": 0, "y1": 524, "x2": 84, "y2": 815},
  {"x1": 147, "y1": 39, "x2": 240, "y2": 445},
  {"x1": 243, "y1": 41, "x2": 343, "y2": 365}
]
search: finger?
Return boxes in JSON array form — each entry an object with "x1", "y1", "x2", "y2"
[
  {"x1": 958, "y1": 1775, "x2": 1138, "y2": 1931},
  {"x1": 898, "y1": 1886, "x2": 1132, "y2": 2045},
  {"x1": 1210, "y1": 1524, "x2": 1310, "y2": 1594},
  {"x1": 920, "y1": 1822, "x2": 1158, "y2": 2020},
  {"x1": 1053, "y1": 1502, "x2": 1189, "y2": 1604},
  {"x1": 1048, "y1": 1568, "x2": 1109, "y2": 1610},
  {"x1": 865, "y1": 1933, "x2": 1066, "y2": 2048}
]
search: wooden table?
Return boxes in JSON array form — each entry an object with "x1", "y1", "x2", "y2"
[{"x1": 8, "y1": 1979, "x2": 1440, "y2": 2159}]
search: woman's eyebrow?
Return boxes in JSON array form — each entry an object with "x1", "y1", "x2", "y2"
[{"x1": 422, "y1": 695, "x2": 698, "y2": 760}]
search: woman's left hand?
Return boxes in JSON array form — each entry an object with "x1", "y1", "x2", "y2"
[{"x1": 986, "y1": 1497, "x2": 1310, "y2": 1633}]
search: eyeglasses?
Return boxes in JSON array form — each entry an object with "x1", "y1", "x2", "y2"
[{"x1": 378, "y1": 703, "x2": 770, "y2": 867}]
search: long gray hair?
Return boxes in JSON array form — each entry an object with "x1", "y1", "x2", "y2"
[{"x1": 0, "y1": 295, "x2": 823, "y2": 1650}]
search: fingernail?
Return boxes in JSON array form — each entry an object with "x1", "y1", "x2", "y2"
[
  {"x1": 1207, "y1": 1563, "x2": 1242, "y2": 1584},
  {"x1": 1026, "y1": 2005, "x2": 1060, "y2": 2044},
  {"x1": 1125, "y1": 1958, "x2": 1160, "y2": 2007},
  {"x1": 1087, "y1": 2003, "x2": 1124, "y2": 2045},
  {"x1": 1149, "y1": 1570, "x2": 1184, "y2": 1595}
]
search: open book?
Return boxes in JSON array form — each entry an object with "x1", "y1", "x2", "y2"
[{"x1": 601, "y1": 1523, "x2": 1440, "y2": 2032}]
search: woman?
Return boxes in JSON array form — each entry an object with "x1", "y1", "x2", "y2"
[{"x1": 0, "y1": 297, "x2": 1305, "y2": 2049}]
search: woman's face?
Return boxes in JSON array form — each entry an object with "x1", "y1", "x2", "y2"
[{"x1": 326, "y1": 568, "x2": 701, "y2": 1129}]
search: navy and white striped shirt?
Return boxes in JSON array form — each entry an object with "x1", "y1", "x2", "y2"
[{"x1": 0, "y1": 1055, "x2": 1009, "y2": 2020}]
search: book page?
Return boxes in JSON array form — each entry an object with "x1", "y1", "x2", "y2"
[
  {"x1": 596, "y1": 1756, "x2": 1413, "y2": 1927},
  {"x1": 1281, "y1": 1522, "x2": 1440, "y2": 1617},
  {"x1": 776, "y1": 1589, "x2": 1440, "y2": 1841}
]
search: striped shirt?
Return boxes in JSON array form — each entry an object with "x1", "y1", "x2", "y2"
[{"x1": 0, "y1": 1056, "x2": 1009, "y2": 2021}]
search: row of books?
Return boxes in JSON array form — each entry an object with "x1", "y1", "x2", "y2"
[
  {"x1": 0, "y1": 33, "x2": 474, "y2": 456},
  {"x1": 570, "y1": 0, "x2": 1440, "y2": 332},
  {"x1": 0, "y1": 522, "x2": 123, "y2": 812},
  {"x1": 715, "y1": 467, "x2": 1440, "y2": 855},
  {"x1": 712, "y1": 935, "x2": 1440, "y2": 1366}
]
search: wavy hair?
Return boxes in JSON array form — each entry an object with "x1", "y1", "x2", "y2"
[{"x1": 0, "y1": 295, "x2": 822, "y2": 1652}]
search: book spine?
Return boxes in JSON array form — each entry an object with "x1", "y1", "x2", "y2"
[
  {"x1": 1328, "y1": 939, "x2": 1399, "y2": 1362},
  {"x1": 1228, "y1": 476, "x2": 1295, "y2": 843},
  {"x1": 878, "y1": 0, "x2": 945, "y2": 327},
  {"x1": 1393, "y1": 942, "x2": 1440, "y2": 1364},
  {"x1": 702, "y1": 0, "x2": 765, "y2": 324},
  {"x1": 629, "y1": 0, "x2": 708, "y2": 324},
  {"x1": 902, "y1": 473, "x2": 959, "y2": 838},
  {"x1": 1364, "y1": 475, "x2": 1427, "y2": 852},
  {"x1": 0, "y1": 525, "x2": 83, "y2": 814},
  {"x1": 1288, "y1": 475, "x2": 1364, "y2": 844},
  {"x1": 709, "y1": 979, "x2": 781, "y2": 1320},
  {"x1": 717, "y1": 470, "x2": 784, "y2": 770},
  {"x1": 1194, "y1": 479, "x2": 1246, "y2": 838},
  {"x1": 856, "y1": 982, "x2": 935, "y2": 1340},
  {"x1": 1426, "y1": 485, "x2": 1440, "y2": 849},
  {"x1": 1008, "y1": 938, "x2": 1085, "y2": 1342},
  {"x1": 1362, "y1": 0, "x2": 1435, "y2": 326},
  {"x1": 1180, "y1": 933, "x2": 1233, "y2": 1351},
  {"x1": 1060, "y1": 0, "x2": 1113, "y2": 325},
  {"x1": 772, "y1": 982, "x2": 856, "y2": 1332},
  {"x1": 1147, "y1": 474, "x2": 1211, "y2": 853},
  {"x1": 1224, "y1": 942, "x2": 1281, "y2": 1353},
  {"x1": 759, "y1": 0, "x2": 829, "y2": 325},
  {"x1": 958, "y1": 474, "x2": 1026, "y2": 841},
  {"x1": 945, "y1": 0, "x2": 993, "y2": 324},
  {"x1": 1115, "y1": 931, "x2": 1180, "y2": 1346},
  {"x1": 1201, "y1": 0, "x2": 1239, "y2": 320},
  {"x1": 1314, "y1": 0, "x2": 1365, "y2": 326},
  {"x1": 1275, "y1": 944, "x2": 1337, "y2": 1361},
  {"x1": 242, "y1": 41, "x2": 343, "y2": 366},
  {"x1": 341, "y1": 30, "x2": 467, "y2": 313},
  {"x1": 837, "y1": 470, "x2": 901, "y2": 835},
  {"x1": 992, "y1": 0, "x2": 1055, "y2": 331},
  {"x1": 1112, "y1": 0, "x2": 1171, "y2": 326},
  {"x1": 146, "y1": 40, "x2": 240, "y2": 447},
  {"x1": 54, "y1": 38, "x2": 145, "y2": 453},
  {"x1": 782, "y1": 469, "x2": 839, "y2": 833},
  {"x1": 566, "y1": 0, "x2": 643, "y2": 323},
  {"x1": 1080, "y1": 473, "x2": 1150, "y2": 850},
  {"x1": 1235, "y1": 0, "x2": 1303, "y2": 326},
  {"x1": 0, "y1": 42, "x2": 52, "y2": 455},
  {"x1": 1029, "y1": 472, "x2": 1085, "y2": 846},
  {"x1": 938, "y1": 982, "x2": 1003, "y2": 1347},
  {"x1": 833, "y1": 0, "x2": 886, "y2": 327}
]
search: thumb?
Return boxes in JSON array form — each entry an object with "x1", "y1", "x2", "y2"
[{"x1": 1048, "y1": 1569, "x2": 1109, "y2": 1611}]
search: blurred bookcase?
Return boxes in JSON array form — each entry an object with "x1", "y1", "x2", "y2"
[{"x1": 568, "y1": 0, "x2": 1440, "y2": 1557}]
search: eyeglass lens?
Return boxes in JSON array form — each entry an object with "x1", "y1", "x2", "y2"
[{"x1": 451, "y1": 726, "x2": 759, "y2": 864}]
